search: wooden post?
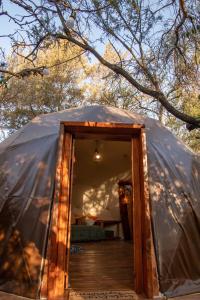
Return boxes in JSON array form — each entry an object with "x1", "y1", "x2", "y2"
[
  {"x1": 132, "y1": 130, "x2": 159, "y2": 298},
  {"x1": 65, "y1": 140, "x2": 74, "y2": 289},
  {"x1": 139, "y1": 129, "x2": 160, "y2": 298},
  {"x1": 47, "y1": 128, "x2": 73, "y2": 300},
  {"x1": 132, "y1": 135, "x2": 143, "y2": 294}
]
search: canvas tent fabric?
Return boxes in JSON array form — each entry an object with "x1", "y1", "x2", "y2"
[{"x1": 0, "y1": 105, "x2": 200, "y2": 299}]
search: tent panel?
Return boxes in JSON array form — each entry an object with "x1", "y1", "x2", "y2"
[
  {"x1": 0, "y1": 135, "x2": 58, "y2": 298},
  {"x1": 147, "y1": 127, "x2": 200, "y2": 297}
]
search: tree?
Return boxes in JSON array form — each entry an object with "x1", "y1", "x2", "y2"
[
  {"x1": 0, "y1": 41, "x2": 87, "y2": 133},
  {"x1": 86, "y1": 43, "x2": 160, "y2": 117},
  {"x1": 165, "y1": 82, "x2": 200, "y2": 152},
  {"x1": 0, "y1": 0, "x2": 199, "y2": 127}
]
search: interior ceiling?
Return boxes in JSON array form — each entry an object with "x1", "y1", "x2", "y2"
[{"x1": 73, "y1": 139, "x2": 131, "y2": 184}]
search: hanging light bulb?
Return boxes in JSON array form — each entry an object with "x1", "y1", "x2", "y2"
[
  {"x1": 93, "y1": 141, "x2": 102, "y2": 162},
  {"x1": 93, "y1": 149, "x2": 102, "y2": 162}
]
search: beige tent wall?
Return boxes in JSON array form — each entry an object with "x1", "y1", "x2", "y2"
[
  {"x1": 0, "y1": 135, "x2": 58, "y2": 298},
  {"x1": 146, "y1": 124, "x2": 200, "y2": 297}
]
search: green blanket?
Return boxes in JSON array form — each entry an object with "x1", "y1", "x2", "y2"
[{"x1": 71, "y1": 225, "x2": 105, "y2": 242}]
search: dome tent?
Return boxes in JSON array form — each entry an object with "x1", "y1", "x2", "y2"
[{"x1": 0, "y1": 105, "x2": 200, "y2": 300}]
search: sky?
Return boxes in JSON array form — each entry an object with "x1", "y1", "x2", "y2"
[
  {"x1": 0, "y1": 2, "x2": 25, "y2": 54},
  {"x1": 0, "y1": 1, "x2": 105, "y2": 63}
]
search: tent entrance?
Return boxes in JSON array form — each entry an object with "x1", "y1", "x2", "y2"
[
  {"x1": 69, "y1": 139, "x2": 133, "y2": 291},
  {"x1": 45, "y1": 122, "x2": 159, "y2": 300}
]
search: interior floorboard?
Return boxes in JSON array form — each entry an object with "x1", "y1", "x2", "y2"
[{"x1": 69, "y1": 240, "x2": 134, "y2": 290}]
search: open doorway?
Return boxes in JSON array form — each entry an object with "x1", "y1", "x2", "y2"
[
  {"x1": 46, "y1": 122, "x2": 159, "y2": 300},
  {"x1": 69, "y1": 139, "x2": 133, "y2": 290}
]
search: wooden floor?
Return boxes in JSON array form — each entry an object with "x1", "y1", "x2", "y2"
[{"x1": 69, "y1": 240, "x2": 134, "y2": 290}]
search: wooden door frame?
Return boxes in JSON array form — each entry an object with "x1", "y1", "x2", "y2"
[{"x1": 44, "y1": 121, "x2": 159, "y2": 300}]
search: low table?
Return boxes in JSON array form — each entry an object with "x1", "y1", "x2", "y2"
[{"x1": 95, "y1": 220, "x2": 121, "y2": 238}]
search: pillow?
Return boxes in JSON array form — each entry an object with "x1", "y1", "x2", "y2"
[{"x1": 85, "y1": 219, "x2": 95, "y2": 226}]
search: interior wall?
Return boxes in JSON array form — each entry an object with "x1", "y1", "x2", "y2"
[{"x1": 71, "y1": 139, "x2": 131, "y2": 221}]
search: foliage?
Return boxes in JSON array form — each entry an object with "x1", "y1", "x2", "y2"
[
  {"x1": 165, "y1": 87, "x2": 200, "y2": 152},
  {"x1": 0, "y1": 0, "x2": 199, "y2": 126},
  {"x1": 0, "y1": 41, "x2": 87, "y2": 132},
  {"x1": 0, "y1": 1, "x2": 199, "y2": 151},
  {"x1": 85, "y1": 44, "x2": 161, "y2": 118}
]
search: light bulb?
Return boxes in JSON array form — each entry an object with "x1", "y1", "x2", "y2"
[
  {"x1": 93, "y1": 149, "x2": 102, "y2": 162},
  {"x1": 95, "y1": 152, "x2": 101, "y2": 160},
  {"x1": 93, "y1": 140, "x2": 103, "y2": 162}
]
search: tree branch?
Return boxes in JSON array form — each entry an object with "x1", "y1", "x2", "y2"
[{"x1": 54, "y1": 33, "x2": 200, "y2": 126}]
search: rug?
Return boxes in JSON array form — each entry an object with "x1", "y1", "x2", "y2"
[{"x1": 69, "y1": 289, "x2": 144, "y2": 300}]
